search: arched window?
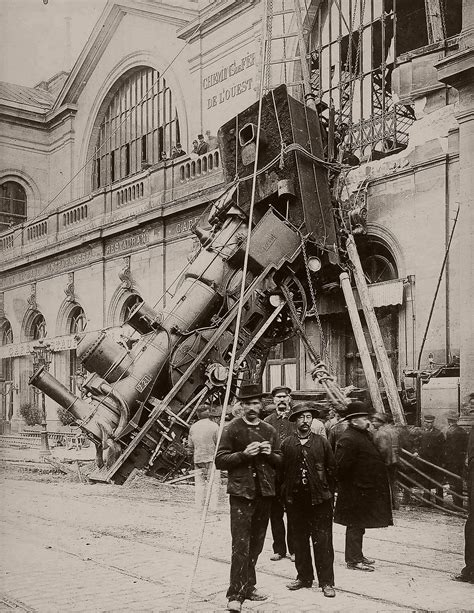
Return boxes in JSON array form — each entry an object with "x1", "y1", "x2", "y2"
[
  {"x1": 92, "y1": 67, "x2": 181, "y2": 189},
  {"x1": 0, "y1": 320, "x2": 14, "y2": 422},
  {"x1": 307, "y1": 0, "x2": 462, "y2": 160},
  {"x1": 67, "y1": 306, "x2": 87, "y2": 394},
  {"x1": 29, "y1": 313, "x2": 47, "y2": 341},
  {"x1": 1, "y1": 181, "x2": 27, "y2": 231}
]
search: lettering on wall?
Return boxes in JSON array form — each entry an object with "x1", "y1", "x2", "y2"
[
  {"x1": 203, "y1": 51, "x2": 256, "y2": 110},
  {"x1": 105, "y1": 231, "x2": 150, "y2": 256},
  {"x1": 0, "y1": 248, "x2": 97, "y2": 290}
]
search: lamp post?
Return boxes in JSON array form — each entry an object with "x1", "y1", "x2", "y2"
[{"x1": 31, "y1": 339, "x2": 52, "y2": 458}]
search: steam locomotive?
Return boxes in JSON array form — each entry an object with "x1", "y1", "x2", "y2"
[{"x1": 30, "y1": 85, "x2": 340, "y2": 484}]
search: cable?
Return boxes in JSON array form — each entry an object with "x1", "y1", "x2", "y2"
[{"x1": 183, "y1": 2, "x2": 271, "y2": 607}]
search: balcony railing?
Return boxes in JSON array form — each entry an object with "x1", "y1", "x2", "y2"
[{"x1": 0, "y1": 150, "x2": 224, "y2": 260}]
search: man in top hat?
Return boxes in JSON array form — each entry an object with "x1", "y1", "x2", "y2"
[
  {"x1": 196, "y1": 133, "x2": 208, "y2": 155},
  {"x1": 334, "y1": 402, "x2": 393, "y2": 571},
  {"x1": 215, "y1": 382, "x2": 282, "y2": 612},
  {"x1": 264, "y1": 385, "x2": 296, "y2": 562},
  {"x1": 417, "y1": 414, "x2": 446, "y2": 506},
  {"x1": 445, "y1": 412, "x2": 468, "y2": 509},
  {"x1": 187, "y1": 404, "x2": 220, "y2": 512},
  {"x1": 281, "y1": 402, "x2": 336, "y2": 598}
]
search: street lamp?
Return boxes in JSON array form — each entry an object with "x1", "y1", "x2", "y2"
[{"x1": 31, "y1": 339, "x2": 52, "y2": 458}]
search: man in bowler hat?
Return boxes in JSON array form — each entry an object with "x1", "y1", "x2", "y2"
[
  {"x1": 281, "y1": 402, "x2": 336, "y2": 598},
  {"x1": 264, "y1": 385, "x2": 296, "y2": 561},
  {"x1": 334, "y1": 402, "x2": 393, "y2": 571},
  {"x1": 215, "y1": 382, "x2": 281, "y2": 612}
]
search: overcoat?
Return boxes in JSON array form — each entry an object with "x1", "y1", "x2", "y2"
[{"x1": 334, "y1": 424, "x2": 393, "y2": 528}]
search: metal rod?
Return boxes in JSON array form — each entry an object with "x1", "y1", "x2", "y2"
[
  {"x1": 400, "y1": 448, "x2": 464, "y2": 482},
  {"x1": 397, "y1": 481, "x2": 466, "y2": 518},
  {"x1": 417, "y1": 205, "x2": 459, "y2": 370}
]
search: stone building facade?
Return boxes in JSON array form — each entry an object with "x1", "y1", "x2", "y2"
[{"x1": 0, "y1": 0, "x2": 473, "y2": 432}]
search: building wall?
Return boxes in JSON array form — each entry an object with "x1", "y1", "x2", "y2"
[{"x1": 1, "y1": 0, "x2": 471, "y2": 430}]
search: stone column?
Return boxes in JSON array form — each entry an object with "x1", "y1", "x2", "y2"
[{"x1": 436, "y1": 0, "x2": 474, "y2": 425}]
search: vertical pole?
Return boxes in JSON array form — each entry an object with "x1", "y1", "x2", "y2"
[
  {"x1": 40, "y1": 390, "x2": 51, "y2": 458},
  {"x1": 294, "y1": 0, "x2": 317, "y2": 112},
  {"x1": 346, "y1": 235, "x2": 406, "y2": 425},
  {"x1": 340, "y1": 272, "x2": 385, "y2": 413}
]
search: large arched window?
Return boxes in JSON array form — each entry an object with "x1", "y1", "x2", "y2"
[
  {"x1": 307, "y1": 0, "x2": 461, "y2": 160},
  {"x1": 67, "y1": 306, "x2": 87, "y2": 394},
  {"x1": 0, "y1": 320, "x2": 14, "y2": 422},
  {"x1": 1, "y1": 181, "x2": 27, "y2": 231},
  {"x1": 92, "y1": 67, "x2": 180, "y2": 189}
]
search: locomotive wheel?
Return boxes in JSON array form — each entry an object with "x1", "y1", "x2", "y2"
[{"x1": 259, "y1": 274, "x2": 307, "y2": 348}]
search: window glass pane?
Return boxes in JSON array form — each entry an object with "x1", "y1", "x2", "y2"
[
  {"x1": 283, "y1": 364, "x2": 297, "y2": 390},
  {"x1": 269, "y1": 364, "x2": 282, "y2": 390}
]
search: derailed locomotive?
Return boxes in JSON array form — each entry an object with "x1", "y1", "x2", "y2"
[{"x1": 29, "y1": 85, "x2": 341, "y2": 484}]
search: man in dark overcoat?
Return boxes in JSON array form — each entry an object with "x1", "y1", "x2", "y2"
[
  {"x1": 264, "y1": 385, "x2": 295, "y2": 562},
  {"x1": 452, "y1": 411, "x2": 474, "y2": 584},
  {"x1": 215, "y1": 383, "x2": 281, "y2": 612},
  {"x1": 281, "y1": 403, "x2": 336, "y2": 598},
  {"x1": 334, "y1": 402, "x2": 393, "y2": 571},
  {"x1": 445, "y1": 412, "x2": 468, "y2": 509},
  {"x1": 417, "y1": 414, "x2": 445, "y2": 505}
]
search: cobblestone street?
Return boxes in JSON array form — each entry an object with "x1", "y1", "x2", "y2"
[{"x1": 0, "y1": 456, "x2": 472, "y2": 612}]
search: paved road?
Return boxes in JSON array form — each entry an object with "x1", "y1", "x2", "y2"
[{"x1": 0, "y1": 467, "x2": 472, "y2": 612}]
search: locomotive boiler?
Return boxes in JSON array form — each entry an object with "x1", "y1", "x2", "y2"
[{"x1": 30, "y1": 85, "x2": 340, "y2": 484}]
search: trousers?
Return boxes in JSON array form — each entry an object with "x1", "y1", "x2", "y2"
[
  {"x1": 194, "y1": 462, "x2": 220, "y2": 512},
  {"x1": 269, "y1": 495, "x2": 294, "y2": 556},
  {"x1": 345, "y1": 526, "x2": 366, "y2": 564},
  {"x1": 287, "y1": 492, "x2": 335, "y2": 587},
  {"x1": 227, "y1": 495, "x2": 272, "y2": 602},
  {"x1": 461, "y1": 464, "x2": 474, "y2": 579}
]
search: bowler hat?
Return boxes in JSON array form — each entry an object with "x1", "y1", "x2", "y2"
[
  {"x1": 289, "y1": 402, "x2": 320, "y2": 422},
  {"x1": 339, "y1": 401, "x2": 370, "y2": 421},
  {"x1": 271, "y1": 385, "x2": 292, "y2": 397},
  {"x1": 371, "y1": 412, "x2": 388, "y2": 423},
  {"x1": 237, "y1": 382, "x2": 263, "y2": 400}
]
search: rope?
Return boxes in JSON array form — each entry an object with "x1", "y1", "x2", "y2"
[{"x1": 183, "y1": 1, "x2": 272, "y2": 606}]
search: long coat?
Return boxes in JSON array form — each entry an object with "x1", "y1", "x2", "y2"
[{"x1": 334, "y1": 424, "x2": 393, "y2": 529}]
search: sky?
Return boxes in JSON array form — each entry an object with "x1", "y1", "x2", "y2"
[{"x1": 0, "y1": 0, "x2": 108, "y2": 87}]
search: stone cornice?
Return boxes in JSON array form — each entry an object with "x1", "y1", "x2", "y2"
[{"x1": 178, "y1": 0, "x2": 258, "y2": 42}]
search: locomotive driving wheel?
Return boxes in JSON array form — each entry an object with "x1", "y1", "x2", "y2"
[{"x1": 259, "y1": 274, "x2": 307, "y2": 348}]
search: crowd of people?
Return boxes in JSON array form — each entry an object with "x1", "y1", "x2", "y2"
[
  {"x1": 187, "y1": 384, "x2": 474, "y2": 612},
  {"x1": 158, "y1": 131, "x2": 218, "y2": 162}
]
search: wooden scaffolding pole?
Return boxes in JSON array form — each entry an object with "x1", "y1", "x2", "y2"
[
  {"x1": 340, "y1": 272, "x2": 385, "y2": 413},
  {"x1": 345, "y1": 236, "x2": 406, "y2": 425}
]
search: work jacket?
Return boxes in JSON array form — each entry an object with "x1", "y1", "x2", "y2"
[
  {"x1": 215, "y1": 417, "x2": 281, "y2": 499},
  {"x1": 334, "y1": 424, "x2": 393, "y2": 529},
  {"x1": 280, "y1": 432, "x2": 335, "y2": 506},
  {"x1": 445, "y1": 425, "x2": 468, "y2": 470},
  {"x1": 264, "y1": 411, "x2": 295, "y2": 443}
]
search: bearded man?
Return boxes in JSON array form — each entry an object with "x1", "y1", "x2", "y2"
[{"x1": 334, "y1": 402, "x2": 393, "y2": 572}]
